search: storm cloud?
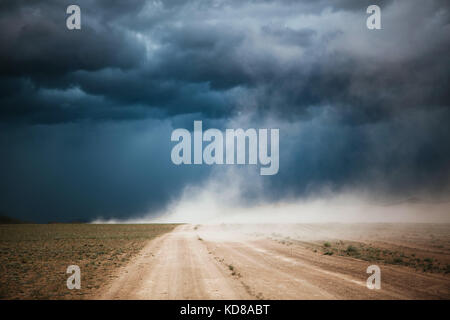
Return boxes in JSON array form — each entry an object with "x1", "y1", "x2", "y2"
[{"x1": 0, "y1": 0, "x2": 449, "y2": 222}]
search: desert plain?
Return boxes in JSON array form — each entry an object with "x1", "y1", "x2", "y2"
[{"x1": 0, "y1": 223, "x2": 449, "y2": 299}]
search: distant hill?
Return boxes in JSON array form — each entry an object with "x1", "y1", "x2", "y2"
[
  {"x1": 48, "y1": 219, "x2": 88, "y2": 224},
  {"x1": 0, "y1": 215, "x2": 29, "y2": 224},
  {"x1": 0, "y1": 214, "x2": 86, "y2": 224}
]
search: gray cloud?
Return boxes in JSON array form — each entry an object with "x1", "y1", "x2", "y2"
[
  {"x1": 0, "y1": 118, "x2": 211, "y2": 222},
  {"x1": 0, "y1": 0, "x2": 449, "y2": 222}
]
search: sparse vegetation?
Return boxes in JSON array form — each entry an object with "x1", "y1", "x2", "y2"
[
  {"x1": 345, "y1": 245, "x2": 359, "y2": 255},
  {"x1": 0, "y1": 224, "x2": 178, "y2": 299},
  {"x1": 263, "y1": 224, "x2": 450, "y2": 275},
  {"x1": 393, "y1": 257, "x2": 403, "y2": 264},
  {"x1": 228, "y1": 264, "x2": 239, "y2": 276},
  {"x1": 303, "y1": 235, "x2": 449, "y2": 274}
]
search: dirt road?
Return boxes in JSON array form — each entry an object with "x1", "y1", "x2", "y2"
[{"x1": 97, "y1": 224, "x2": 450, "y2": 299}]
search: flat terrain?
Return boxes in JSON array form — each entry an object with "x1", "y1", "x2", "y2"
[
  {"x1": 98, "y1": 224, "x2": 450, "y2": 299},
  {"x1": 1, "y1": 223, "x2": 449, "y2": 299},
  {"x1": 0, "y1": 224, "x2": 177, "y2": 299}
]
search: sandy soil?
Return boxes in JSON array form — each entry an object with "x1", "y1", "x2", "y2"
[
  {"x1": 96, "y1": 224, "x2": 450, "y2": 300},
  {"x1": 0, "y1": 224, "x2": 178, "y2": 299}
]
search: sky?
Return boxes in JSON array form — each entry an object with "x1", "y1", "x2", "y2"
[{"x1": 0, "y1": 0, "x2": 449, "y2": 223}]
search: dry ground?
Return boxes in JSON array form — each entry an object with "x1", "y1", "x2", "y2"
[
  {"x1": 1, "y1": 223, "x2": 449, "y2": 299},
  {"x1": 0, "y1": 224, "x2": 177, "y2": 299},
  {"x1": 98, "y1": 223, "x2": 450, "y2": 300}
]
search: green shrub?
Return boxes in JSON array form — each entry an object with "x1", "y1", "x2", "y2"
[{"x1": 346, "y1": 245, "x2": 359, "y2": 255}]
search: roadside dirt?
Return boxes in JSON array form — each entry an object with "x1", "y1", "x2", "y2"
[{"x1": 96, "y1": 224, "x2": 450, "y2": 299}]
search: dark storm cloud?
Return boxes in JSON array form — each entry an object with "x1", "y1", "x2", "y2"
[
  {"x1": 266, "y1": 107, "x2": 450, "y2": 203},
  {"x1": 0, "y1": 0, "x2": 449, "y2": 221},
  {"x1": 0, "y1": 0, "x2": 415, "y2": 123},
  {"x1": 2, "y1": 0, "x2": 448, "y2": 123},
  {"x1": 0, "y1": 0, "x2": 147, "y2": 76},
  {"x1": 0, "y1": 118, "x2": 212, "y2": 223}
]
